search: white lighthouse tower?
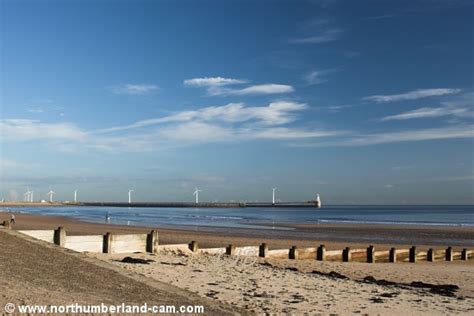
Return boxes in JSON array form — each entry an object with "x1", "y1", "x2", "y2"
[{"x1": 316, "y1": 193, "x2": 321, "y2": 208}]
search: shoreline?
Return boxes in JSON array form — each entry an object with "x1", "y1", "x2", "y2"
[{"x1": 1, "y1": 210, "x2": 473, "y2": 249}]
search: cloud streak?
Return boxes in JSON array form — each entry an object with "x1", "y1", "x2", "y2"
[
  {"x1": 364, "y1": 88, "x2": 461, "y2": 103},
  {"x1": 290, "y1": 28, "x2": 343, "y2": 44},
  {"x1": 1, "y1": 101, "x2": 344, "y2": 152},
  {"x1": 111, "y1": 84, "x2": 159, "y2": 95},
  {"x1": 184, "y1": 76, "x2": 294, "y2": 96},
  {"x1": 183, "y1": 77, "x2": 247, "y2": 87},
  {"x1": 381, "y1": 106, "x2": 472, "y2": 121}
]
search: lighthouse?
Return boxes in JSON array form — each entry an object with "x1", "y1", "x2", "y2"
[{"x1": 315, "y1": 193, "x2": 321, "y2": 208}]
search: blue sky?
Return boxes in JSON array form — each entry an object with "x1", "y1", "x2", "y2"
[{"x1": 0, "y1": 0, "x2": 473, "y2": 204}]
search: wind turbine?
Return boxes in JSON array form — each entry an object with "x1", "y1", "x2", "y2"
[
  {"x1": 24, "y1": 191, "x2": 30, "y2": 202},
  {"x1": 47, "y1": 190, "x2": 55, "y2": 203},
  {"x1": 128, "y1": 190, "x2": 134, "y2": 204},
  {"x1": 193, "y1": 187, "x2": 202, "y2": 204},
  {"x1": 30, "y1": 191, "x2": 34, "y2": 203},
  {"x1": 272, "y1": 188, "x2": 277, "y2": 205},
  {"x1": 74, "y1": 190, "x2": 78, "y2": 203}
]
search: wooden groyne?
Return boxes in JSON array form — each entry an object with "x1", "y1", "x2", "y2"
[{"x1": 7, "y1": 224, "x2": 472, "y2": 263}]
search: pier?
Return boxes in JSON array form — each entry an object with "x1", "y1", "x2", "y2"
[{"x1": 77, "y1": 201, "x2": 321, "y2": 208}]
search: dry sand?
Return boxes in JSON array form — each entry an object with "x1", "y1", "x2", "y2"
[{"x1": 91, "y1": 248, "x2": 474, "y2": 315}]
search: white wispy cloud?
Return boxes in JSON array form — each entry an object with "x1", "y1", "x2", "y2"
[
  {"x1": 1, "y1": 101, "x2": 344, "y2": 152},
  {"x1": 183, "y1": 77, "x2": 247, "y2": 87},
  {"x1": 293, "y1": 125, "x2": 474, "y2": 147},
  {"x1": 220, "y1": 84, "x2": 294, "y2": 96},
  {"x1": 381, "y1": 106, "x2": 472, "y2": 121},
  {"x1": 96, "y1": 101, "x2": 308, "y2": 134},
  {"x1": 184, "y1": 76, "x2": 294, "y2": 96},
  {"x1": 110, "y1": 84, "x2": 159, "y2": 95},
  {"x1": 338, "y1": 125, "x2": 474, "y2": 146},
  {"x1": 363, "y1": 88, "x2": 461, "y2": 103},
  {"x1": 0, "y1": 119, "x2": 87, "y2": 142},
  {"x1": 304, "y1": 69, "x2": 338, "y2": 85},
  {"x1": 27, "y1": 108, "x2": 44, "y2": 113},
  {"x1": 290, "y1": 28, "x2": 343, "y2": 44}
]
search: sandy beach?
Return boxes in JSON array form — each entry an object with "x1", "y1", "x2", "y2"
[
  {"x1": 1, "y1": 210, "x2": 473, "y2": 314},
  {"x1": 90, "y1": 248, "x2": 474, "y2": 315}
]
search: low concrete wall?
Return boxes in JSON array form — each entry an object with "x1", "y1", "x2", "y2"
[
  {"x1": 111, "y1": 234, "x2": 147, "y2": 254},
  {"x1": 65, "y1": 235, "x2": 103, "y2": 253},
  {"x1": 267, "y1": 249, "x2": 288, "y2": 259},
  {"x1": 200, "y1": 247, "x2": 226, "y2": 255},
  {"x1": 19, "y1": 230, "x2": 54, "y2": 243},
  {"x1": 234, "y1": 246, "x2": 259, "y2": 257}
]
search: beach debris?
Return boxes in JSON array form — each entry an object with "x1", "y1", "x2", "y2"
[
  {"x1": 380, "y1": 292, "x2": 399, "y2": 298},
  {"x1": 410, "y1": 281, "x2": 459, "y2": 297},
  {"x1": 370, "y1": 297, "x2": 384, "y2": 303},
  {"x1": 205, "y1": 290, "x2": 219, "y2": 299},
  {"x1": 120, "y1": 257, "x2": 155, "y2": 264},
  {"x1": 362, "y1": 276, "x2": 460, "y2": 297},
  {"x1": 160, "y1": 261, "x2": 186, "y2": 266},
  {"x1": 311, "y1": 270, "x2": 349, "y2": 280}
]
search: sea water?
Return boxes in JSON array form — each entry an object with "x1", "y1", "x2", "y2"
[{"x1": 4, "y1": 205, "x2": 474, "y2": 229}]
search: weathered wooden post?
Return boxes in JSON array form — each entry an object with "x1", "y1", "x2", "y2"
[
  {"x1": 342, "y1": 247, "x2": 351, "y2": 262},
  {"x1": 367, "y1": 245, "x2": 375, "y2": 263},
  {"x1": 289, "y1": 246, "x2": 298, "y2": 260},
  {"x1": 389, "y1": 247, "x2": 397, "y2": 263},
  {"x1": 409, "y1": 246, "x2": 417, "y2": 263},
  {"x1": 53, "y1": 226, "x2": 66, "y2": 247},
  {"x1": 146, "y1": 230, "x2": 159, "y2": 254},
  {"x1": 445, "y1": 247, "x2": 453, "y2": 262},
  {"x1": 317, "y1": 244, "x2": 326, "y2": 261},
  {"x1": 189, "y1": 241, "x2": 199, "y2": 252},
  {"x1": 427, "y1": 248, "x2": 435, "y2": 262},
  {"x1": 461, "y1": 248, "x2": 468, "y2": 261},
  {"x1": 259, "y1": 243, "x2": 268, "y2": 258},
  {"x1": 226, "y1": 244, "x2": 236, "y2": 256},
  {"x1": 103, "y1": 232, "x2": 112, "y2": 254}
]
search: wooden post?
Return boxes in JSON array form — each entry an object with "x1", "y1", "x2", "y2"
[
  {"x1": 445, "y1": 247, "x2": 453, "y2": 262},
  {"x1": 461, "y1": 248, "x2": 468, "y2": 261},
  {"x1": 189, "y1": 241, "x2": 198, "y2": 252},
  {"x1": 289, "y1": 246, "x2": 298, "y2": 260},
  {"x1": 317, "y1": 244, "x2": 326, "y2": 261},
  {"x1": 342, "y1": 247, "x2": 351, "y2": 262},
  {"x1": 367, "y1": 245, "x2": 375, "y2": 263},
  {"x1": 259, "y1": 243, "x2": 268, "y2": 258},
  {"x1": 53, "y1": 226, "x2": 66, "y2": 247},
  {"x1": 427, "y1": 248, "x2": 435, "y2": 262},
  {"x1": 226, "y1": 244, "x2": 236, "y2": 256},
  {"x1": 409, "y1": 246, "x2": 417, "y2": 263},
  {"x1": 389, "y1": 247, "x2": 397, "y2": 263},
  {"x1": 103, "y1": 232, "x2": 112, "y2": 254},
  {"x1": 146, "y1": 230, "x2": 159, "y2": 254}
]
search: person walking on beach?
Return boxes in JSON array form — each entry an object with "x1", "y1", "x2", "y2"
[{"x1": 10, "y1": 214, "x2": 15, "y2": 225}]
